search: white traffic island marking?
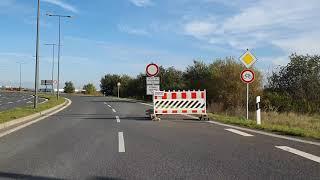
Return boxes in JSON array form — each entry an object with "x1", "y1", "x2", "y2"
[
  {"x1": 225, "y1": 128, "x2": 254, "y2": 137},
  {"x1": 116, "y1": 116, "x2": 120, "y2": 123},
  {"x1": 118, "y1": 132, "x2": 125, "y2": 152},
  {"x1": 275, "y1": 146, "x2": 320, "y2": 163},
  {"x1": 112, "y1": 109, "x2": 116, "y2": 113}
]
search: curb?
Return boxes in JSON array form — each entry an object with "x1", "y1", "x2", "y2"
[{"x1": 0, "y1": 98, "x2": 72, "y2": 134}]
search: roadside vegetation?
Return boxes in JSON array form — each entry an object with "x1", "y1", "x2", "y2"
[
  {"x1": 99, "y1": 53, "x2": 320, "y2": 139},
  {"x1": 0, "y1": 94, "x2": 65, "y2": 124}
]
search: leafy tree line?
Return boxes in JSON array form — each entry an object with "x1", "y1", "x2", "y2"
[{"x1": 264, "y1": 54, "x2": 320, "y2": 113}]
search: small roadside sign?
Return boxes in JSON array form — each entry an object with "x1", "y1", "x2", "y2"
[
  {"x1": 41, "y1": 80, "x2": 53, "y2": 85},
  {"x1": 146, "y1": 63, "x2": 159, "y2": 77},
  {"x1": 240, "y1": 69, "x2": 255, "y2": 84},
  {"x1": 146, "y1": 77, "x2": 160, "y2": 85},
  {"x1": 147, "y1": 85, "x2": 160, "y2": 95},
  {"x1": 154, "y1": 91, "x2": 164, "y2": 97},
  {"x1": 239, "y1": 50, "x2": 257, "y2": 68}
]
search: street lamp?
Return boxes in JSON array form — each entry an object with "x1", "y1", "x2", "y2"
[
  {"x1": 44, "y1": 43, "x2": 56, "y2": 94},
  {"x1": 46, "y1": 13, "x2": 72, "y2": 99},
  {"x1": 16, "y1": 62, "x2": 25, "y2": 91},
  {"x1": 34, "y1": 0, "x2": 40, "y2": 109}
]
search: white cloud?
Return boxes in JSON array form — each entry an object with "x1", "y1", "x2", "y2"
[
  {"x1": 183, "y1": 0, "x2": 320, "y2": 54},
  {"x1": 118, "y1": 25, "x2": 150, "y2": 36},
  {"x1": 129, "y1": 0, "x2": 153, "y2": 7},
  {"x1": 184, "y1": 21, "x2": 217, "y2": 39},
  {"x1": 42, "y1": 0, "x2": 78, "y2": 13}
]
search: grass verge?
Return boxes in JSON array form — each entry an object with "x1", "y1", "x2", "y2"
[
  {"x1": 0, "y1": 94, "x2": 65, "y2": 124},
  {"x1": 208, "y1": 113, "x2": 320, "y2": 140}
]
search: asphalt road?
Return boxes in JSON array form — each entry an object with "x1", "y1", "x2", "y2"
[
  {"x1": 0, "y1": 92, "x2": 45, "y2": 111},
  {"x1": 0, "y1": 95, "x2": 319, "y2": 180}
]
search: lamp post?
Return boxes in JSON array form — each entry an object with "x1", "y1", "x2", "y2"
[
  {"x1": 46, "y1": 13, "x2": 72, "y2": 99},
  {"x1": 34, "y1": 0, "x2": 40, "y2": 109},
  {"x1": 16, "y1": 62, "x2": 25, "y2": 91},
  {"x1": 44, "y1": 43, "x2": 56, "y2": 94}
]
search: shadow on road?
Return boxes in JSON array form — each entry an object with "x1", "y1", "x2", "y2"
[
  {"x1": 0, "y1": 172, "x2": 124, "y2": 180},
  {"x1": 0, "y1": 171, "x2": 64, "y2": 180}
]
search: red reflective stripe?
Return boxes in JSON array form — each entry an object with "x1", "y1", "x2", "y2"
[
  {"x1": 172, "y1": 110, "x2": 178, "y2": 113},
  {"x1": 192, "y1": 110, "x2": 197, "y2": 113},
  {"x1": 191, "y1": 92, "x2": 197, "y2": 99},
  {"x1": 155, "y1": 96, "x2": 158, "y2": 99},
  {"x1": 202, "y1": 110, "x2": 205, "y2": 113},
  {"x1": 182, "y1": 92, "x2": 187, "y2": 99},
  {"x1": 201, "y1": 92, "x2": 205, "y2": 99},
  {"x1": 162, "y1": 93, "x2": 167, "y2": 99},
  {"x1": 162, "y1": 110, "x2": 168, "y2": 113},
  {"x1": 182, "y1": 110, "x2": 187, "y2": 113},
  {"x1": 155, "y1": 110, "x2": 158, "y2": 113},
  {"x1": 172, "y1": 93, "x2": 177, "y2": 99}
]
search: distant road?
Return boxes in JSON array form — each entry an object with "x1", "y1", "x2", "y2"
[
  {"x1": 0, "y1": 95, "x2": 319, "y2": 179},
  {"x1": 0, "y1": 92, "x2": 45, "y2": 111}
]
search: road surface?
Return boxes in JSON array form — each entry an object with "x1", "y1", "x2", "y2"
[
  {"x1": 0, "y1": 95, "x2": 319, "y2": 179},
  {"x1": 0, "y1": 92, "x2": 45, "y2": 111}
]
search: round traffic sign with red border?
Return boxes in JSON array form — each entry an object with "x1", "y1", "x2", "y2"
[
  {"x1": 146, "y1": 63, "x2": 159, "y2": 77},
  {"x1": 240, "y1": 69, "x2": 255, "y2": 84}
]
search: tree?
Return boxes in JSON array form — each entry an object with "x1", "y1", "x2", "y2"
[
  {"x1": 158, "y1": 66, "x2": 185, "y2": 90},
  {"x1": 83, "y1": 83, "x2": 97, "y2": 95},
  {"x1": 64, "y1": 81, "x2": 75, "y2": 93},
  {"x1": 100, "y1": 74, "x2": 121, "y2": 95},
  {"x1": 207, "y1": 57, "x2": 262, "y2": 110},
  {"x1": 267, "y1": 54, "x2": 320, "y2": 113},
  {"x1": 183, "y1": 60, "x2": 210, "y2": 90}
]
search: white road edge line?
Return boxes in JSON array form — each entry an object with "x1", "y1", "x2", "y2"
[
  {"x1": 225, "y1": 128, "x2": 254, "y2": 137},
  {"x1": 275, "y1": 146, "x2": 320, "y2": 163},
  {"x1": 138, "y1": 99, "x2": 320, "y2": 146},
  {"x1": 116, "y1": 116, "x2": 120, "y2": 123},
  {"x1": 140, "y1": 102, "x2": 153, "y2": 107},
  {"x1": 118, "y1": 132, "x2": 125, "y2": 152},
  {"x1": 112, "y1": 109, "x2": 116, "y2": 113}
]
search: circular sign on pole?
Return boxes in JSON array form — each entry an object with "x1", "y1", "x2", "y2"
[
  {"x1": 146, "y1": 63, "x2": 159, "y2": 77},
  {"x1": 240, "y1": 69, "x2": 255, "y2": 83}
]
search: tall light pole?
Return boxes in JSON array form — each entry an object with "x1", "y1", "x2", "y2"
[
  {"x1": 16, "y1": 62, "x2": 24, "y2": 91},
  {"x1": 34, "y1": 0, "x2": 40, "y2": 109},
  {"x1": 46, "y1": 13, "x2": 72, "y2": 99},
  {"x1": 45, "y1": 43, "x2": 56, "y2": 94}
]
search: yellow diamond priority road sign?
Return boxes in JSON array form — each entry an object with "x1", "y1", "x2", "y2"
[{"x1": 239, "y1": 50, "x2": 257, "y2": 68}]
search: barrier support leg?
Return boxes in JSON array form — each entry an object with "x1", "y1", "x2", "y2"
[
  {"x1": 199, "y1": 114, "x2": 209, "y2": 121},
  {"x1": 150, "y1": 114, "x2": 161, "y2": 121}
]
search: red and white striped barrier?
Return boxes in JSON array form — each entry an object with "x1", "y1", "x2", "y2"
[{"x1": 153, "y1": 90, "x2": 206, "y2": 115}]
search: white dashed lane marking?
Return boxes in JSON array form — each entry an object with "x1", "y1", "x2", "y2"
[
  {"x1": 116, "y1": 116, "x2": 120, "y2": 123},
  {"x1": 118, "y1": 132, "x2": 125, "y2": 153},
  {"x1": 225, "y1": 128, "x2": 254, "y2": 137},
  {"x1": 275, "y1": 146, "x2": 320, "y2": 163}
]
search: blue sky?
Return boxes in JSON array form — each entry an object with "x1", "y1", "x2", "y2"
[{"x1": 0, "y1": 0, "x2": 320, "y2": 89}]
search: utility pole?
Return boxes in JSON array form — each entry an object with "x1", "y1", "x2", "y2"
[
  {"x1": 46, "y1": 13, "x2": 72, "y2": 100},
  {"x1": 34, "y1": 0, "x2": 40, "y2": 108}
]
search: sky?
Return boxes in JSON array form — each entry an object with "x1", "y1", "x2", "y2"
[{"x1": 0, "y1": 0, "x2": 320, "y2": 89}]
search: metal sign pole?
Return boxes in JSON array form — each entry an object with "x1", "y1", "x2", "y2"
[{"x1": 246, "y1": 83, "x2": 249, "y2": 120}]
